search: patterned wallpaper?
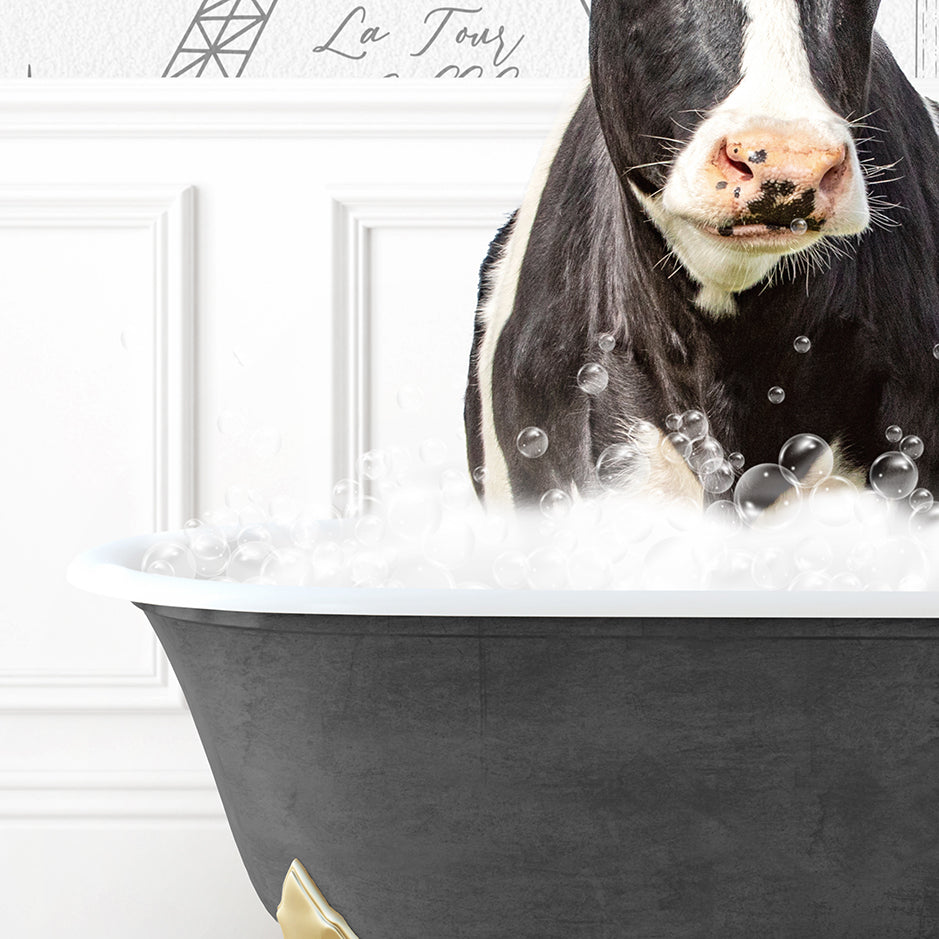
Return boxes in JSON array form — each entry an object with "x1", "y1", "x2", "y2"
[{"x1": 0, "y1": 0, "x2": 921, "y2": 79}]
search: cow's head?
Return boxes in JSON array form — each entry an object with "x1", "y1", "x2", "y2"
[{"x1": 590, "y1": 0, "x2": 879, "y2": 315}]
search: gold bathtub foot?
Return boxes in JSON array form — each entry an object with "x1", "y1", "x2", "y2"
[{"x1": 276, "y1": 859, "x2": 360, "y2": 939}]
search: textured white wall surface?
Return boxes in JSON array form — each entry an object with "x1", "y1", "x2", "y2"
[{"x1": 0, "y1": 0, "x2": 921, "y2": 79}]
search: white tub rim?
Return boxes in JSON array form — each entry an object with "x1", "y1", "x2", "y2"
[{"x1": 66, "y1": 531, "x2": 939, "y2": 619}]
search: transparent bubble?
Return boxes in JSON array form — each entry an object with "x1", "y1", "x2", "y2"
[
  {"x1": 689, "y1": 437, "x2": 724, "y2": 475},
  {"x1": 261, "y1": 548, "x2": 312, "y2": 586},
  {"x1": 793, "y1": 335, "x2": 811, "y2": 354},
  {"x1": 201, "y1": 506, "x2": 238, "y2": 528},
  {"x1": 665, "y1": 412, "x2": 681, "y2": 432},
  {"x1": 596, "y1": 443, "x2": 652, "y2": 491},
  {"x1": 239, "y1": 501, "x2": 268, "y2": 527},
  {"x1": 752, "y1": 545, "x2": 797, "y2": 590},
  {"x1": 790, "y1": 217, "x2": 808, "y2": 235},
  {"x1": 855, "y1": 536, "x2": 928, "y2": 590},
  {"x1": 598, "y1": 332, "x2": 616, "y2": 353},
  {"x1": 567, "y1": 547, "x2": 613, "y2": 590},
  {"x1": 355, "y1": 513, "x2": 386, "y2": 547},
  {"x1": 577, "y1": 363, "x2": 610, "y2": 395},
  {"x1": 900, "y1": 435, "x2": 924, "y2": 460},
  {"x1": 642, "y1": 537, "x2": 702, "y2": 589},
  {"x1": 493, "y1": 550, "x2": 529, "y2": 589},
  {"x1": 704, "y1": 499, "x2": 741, "y2": 529},
  {"x1": 516, "y1": 426, "x2": 549, "y2": 459},
  {"x1": 540, "y1": 488, "x2": 572, "y2": 520},
  {"x1": 228, "y1": 541, "x2": 274, "y2": 581},
  {"x1": 527, "y1": 547, "x2": 570, "y2": 590},
  {"x1": 910, "y1": 488, "x2": 934, "y2": 512},
  {"x1": 789, "y1": 571, "x2": 830, "y2": 591},
  {"x1": 311, "y1": 541, "x2": 344, "y2": 582},
  {"x1": 869, "y1": 451, "x2": 919, "y2": 500},
  {"x1": 440, "y1": 469, "x2": 474, "y2": 509},
  {"x1": 830, "y1": 572, "x2": 863, "y2": 590},
  {"x1": 291, "y1": 511, "x2": 328, "y2": 550},
  {"x1": 854, "y1": 489, "x2": 891, "y2": 527},
  {"x1": 189, "y1": 531, "x2": 231, "y2": 577},
  {"x1": 728, "y1": 451, "x2": 745, "y2": 471},
  {"x1": 934, "y1": 343, "x2": 939, "y2": 360},
  {"x1": 387, "y1": 486, "x2": 442, "y2": 540},
  {"x1": 332, "y1": 478, "x2": 362, "y2": 517},
  {"x1": 141, "y1": 540, "x2": 197, "y2": 578},
  {"x1": 810, "y1": 475, "x2": 857, "y2": 526},
  {"x1": 268, "y1": 495, "x2": 301, "y2": 526},
  {"x1": 251, "y1": 427, "x2": 282, "y2": 459},
  {"x1": 910, "y1": 502, "x2": 939, "y2": 542},
  {"x1": 216, "y1": 409, "x2": 246, "y2": 437},
  {"x1": 778, "y1": 434, "x2": 833, "y2": 487},
  {"x1": 767, "y1": 386, "x2": 786, "y2": 405},
  {"x1": 734, "y1": 463, "x2": 801, "y2": 529},
  {"x1": 419, "y1": 438, "x2": 448, "y2": 466},
  {"x1": 794, "y1": 536, "x2": 832, "y2": 572},
  {"x1": 396, "y1": 385, "x2": 425, "y2": 412},
  {"x1": 885, "y1": 424, "x2": 903, "y2": 444},
  {"x1": 704, "y1": 548, "x2": 754, "y2": 590},
  {"x1": 662, "y1": 432, "x2": 692, "y2": 464},
  {"x1": 472, "y1": 465, "x2": 488, "y2": 484},
  {"x1": 236, "y1": 524, "x2": 272, "y2": 546},
  {"x1": 665, "y1": 497, "x2": 704, "y2": 533},
  {"x1": 702, "y1": 461, "x2": 735, "y2": 493},
  {"x1": 359, "y1": 450, "x2": 389, "y2": 481},
  {"x1": 351, "y1": 550, "x2": 390, "y2": 587},
  {"x1": 678, "y1": 409, "x2": 709, "y2": 442}
]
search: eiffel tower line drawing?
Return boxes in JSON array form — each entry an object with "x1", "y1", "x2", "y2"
[{"x1": 164, "y1": 0, "x2": 280, "y2": 77}]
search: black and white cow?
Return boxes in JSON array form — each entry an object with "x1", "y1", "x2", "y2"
[{"x1": 465, "y1": 0, "x2": 939, "y2": 509}]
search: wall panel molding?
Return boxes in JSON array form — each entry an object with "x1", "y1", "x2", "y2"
[
  {"x1": 0, "y1": 184, "x2": 194, "y2": 713},
  {"x1": 330, "y1": 186, "x2": 520, "y2": 493}
]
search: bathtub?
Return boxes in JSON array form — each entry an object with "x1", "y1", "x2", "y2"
[{"x1": 69, "y1": 532, "x2": 939, "y2": 938}]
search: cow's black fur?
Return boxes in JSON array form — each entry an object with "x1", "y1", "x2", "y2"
[{"x1": 465, "y1": 3, "x2": 939, "y2": 506}]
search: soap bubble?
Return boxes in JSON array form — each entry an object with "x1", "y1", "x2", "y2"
[
  {"x1": 665, "y1": 413, "x2": 681, "y2": 432},
  {"x1": 355, "y1": 513, "x2": 386, "y2": 547},
  {"x1": 598, "y1": 333, "x2": 616, "y2": 352},
  {"x1": 689, "y1": 436, "x2": 724, "y2": 475},
  {"x1": 704, "y1": 499, "x2": 741, "y2": 528},
  {"x1": 767, "y1": 386, "x2": 786, "y2": 404},
  {"x1": 236, "y1": 524, "x2": 273, "y2": 546},
  {"x1": 359, "y1": 450, "x2": 389, "y2": 481},
  {"x1": 189, "y1": 531, "x2": 231, "y2": 577},
  {"x1": 789, "y1": 571, "x2": 830, "y2": 591},
  {"x1": 540, "y1": 488, "x2": 572, "y2": 520},
  {"x1": 662, "y1": 432, "x2": 692, "y2": 463},
  {"x1": 702, "y1": 461, "x2": 735, "y2": 493},
  {"x1": 900, "y1": 435, "x2": 924, "y2": 460},
  {"x1": 934, "y1": 343, "x2": 939, "y2": 360},
  {"x1": 794, "y1": 536, "x2": 832, "y2": 572},
  {"x1": 734, "y1": 464, "x2": 801, "y2": 529},
  {"x1": 387, "y1": 486, "x2": 442, "y2": 540},
  {"x1": 596, "y1": 443, "x2": 652, "y2": 491},
  {"x1": 869, "y1": 451, "x2": 919, "y2": 500},
  {"x1": 910, "y1": 502, "x2": 939, "y2": 542},
  {"x1": 228, "y1": 541, "x2": 274, "y2": 581},
  {"x1": 527, "y1": 547, "x2": 570, "y2": 590},
  {"x1": 793, "y1": 336, "x2": 811, "y2": 353},
  {"x1": 910, "y1": 488, "x2": 934, "y2": 512},
  {"x1": 810, "y1": 476, "x2": 856, "y2": 526},
  {"x1": 394, "y1": 556, "x2": 454, "y2": 590},
  {"x1": 472, "y1": 465, "x2": 488, "y2": 484},
  {"x1": 201, "y1": 506, "x2": 238, "y2": 528},
  {"x1": 568, "y1": 548, "x2": 613, "y2": 590},
  {"x1": 440, "y1": 469, "x2": 474, "y2": 509},
  {"x1": 577, "y1": 363, "x2": 610, "y2": 394},
  {"x1": 752, "y1": 545, "x2": 797, "y2": 590},
  {"x1": 790, "y1": 218, "x2": 809, "y2": 235},
  {"x1": 269, "y1": 495, "x2": 301, "y2": 526},
  {"x1": 854, "y1": 489, "x2": 891, "y2": 526},
  {"x1": 516, "y1": 427, "x2": 549, "y2": 459},
  {"x1": 311, "y1": 541, "x2": 344, "y2": 582},
  {"x1": 728, "y1": 451, "x2": 745, "y2": 471},
  {"x1": 262, "y1": 548, "x2": 312, "y2": 586},
  {"x1": 424, "y1": 518, "x2": 476, "y2": 569},
  {"x1": 142, "y1": 540, "x2": 196, "y2": 578},
  {"x1": 216, "y1": 410, "x2": 246, "y2": 438},
  {"x1": 885, "y1": 424, "x2": 903, "y2": 444},
  {"x1": 332, "y1": 478, "x2": 362, "y2": 517},
  {"x1": 830, "y1": 572, "x2": 863, "y2": 590},
  {"x1": 678, "y1": 409, "x2": 708, "y2": 442},
  {"x1": 493, "y1": 550, "x2": 529, "y2": 589},
  {"x1": 351, "y1": 550, "x2": 390, "y2": 587},
  {"x1": 778, "y1": 434, "x2": 833, "y2": 487}
]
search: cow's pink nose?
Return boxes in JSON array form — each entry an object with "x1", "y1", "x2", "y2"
[{"x1": 710, "y1": 129, "x2": 850, "y2": 222}]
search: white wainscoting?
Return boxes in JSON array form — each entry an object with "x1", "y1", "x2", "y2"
[{"x1": 0, "y1": 81, "x2": 562, "y2": 939}]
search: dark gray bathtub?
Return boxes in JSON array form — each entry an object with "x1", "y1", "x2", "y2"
[{"x1": 140, "y1": 602, "x2": 939, "y2": 939}]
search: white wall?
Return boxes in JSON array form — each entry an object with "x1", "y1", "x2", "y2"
[
  {"x1": 0, "y1": 79, "x2": 563, "y2": 937},
  {"x1": 0, "y1": 0, "x2": 924, "y2": 79}
]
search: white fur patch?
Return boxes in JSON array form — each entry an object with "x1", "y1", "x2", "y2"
[{"x1": 475, "y1": 79, "x2": 589, "y2": 508}]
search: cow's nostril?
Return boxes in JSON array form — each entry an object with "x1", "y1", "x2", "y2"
[
  {"x1": 719, "y1": 143, "x2": 755, "y2": 183},
  {"x1": 820, "y1": 159, "x2": 846, "y2": 196},
  {"x1": 728, "y1": 156, "x2": 754, "y2": 180}
]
